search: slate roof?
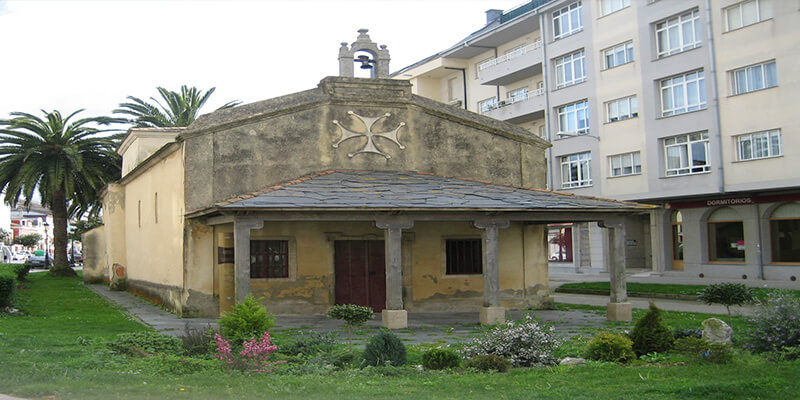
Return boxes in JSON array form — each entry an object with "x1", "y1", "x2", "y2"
[{"x1": 187, "y1": 170, "x2": 653, "y2": 217}]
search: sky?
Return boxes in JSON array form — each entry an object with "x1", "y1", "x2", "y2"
[{"x1": 0, "y1": 0, "x2": 524, "y2": 122}]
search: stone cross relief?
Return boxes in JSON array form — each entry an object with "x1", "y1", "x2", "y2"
[{"x1": 332, "y1": 111, "x2": 406, "y2": 159}]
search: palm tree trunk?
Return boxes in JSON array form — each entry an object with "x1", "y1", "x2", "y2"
[{"x1": 50, "y1": 190, "x2": 73, "y2": 275}]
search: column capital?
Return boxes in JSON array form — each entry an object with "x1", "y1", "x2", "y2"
[
  {"x1": 375, "y1": 218, "x2": 414, "y2": 230},
  {"x1": 473, "y1": 219, "x2": 510, "y2": 230},
  {"x1": 234, "y1": 217, "x2": 265, "y2": 231},
  {"x1": 598, "y1": 216, "x2": 625, "y2": 229}
]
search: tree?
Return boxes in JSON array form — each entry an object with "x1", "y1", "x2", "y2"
[
  {"x1": 0, "y1": 110, "x2": 121, "y2": 275},
  {"x1": 68, "y1": 217, "x2": 103, "y2": 242},
  {"x1": 12, "y1": 233, "x2": 41, "y2": 248},
  {"x1": 698, "y1": 282, "x2": 755, "y2": 327},
  {"x1": 114, "y1": 85, "x2": 240, "y2": 128}
]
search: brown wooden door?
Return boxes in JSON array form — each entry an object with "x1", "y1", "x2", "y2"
[{"x1": 334, "y1": 240, "x2": 386, "y2": 311}]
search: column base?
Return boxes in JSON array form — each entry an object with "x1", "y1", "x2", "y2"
[
  {"x1": 382, "y1": 309, "x2": 408, "y2": 329},
  {"x1": 607, "y1": 302, "x2": 632, "y2": 322},
  {"x1": 479, "y1": 306, "x2": 506, "y2": 325}
]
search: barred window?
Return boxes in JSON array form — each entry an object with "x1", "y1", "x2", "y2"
[
  {"x1": 445, "y1": 239, "x2": 482, "y2": 275},
  {"x1": 250, "y1": 240, "x2": 289, "y2": 278}
]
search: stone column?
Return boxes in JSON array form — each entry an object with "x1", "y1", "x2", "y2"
[
  {"x1": 601, "y1": 217, "x2": 631, "y2": 321},
  {"x1": 233, "y1": 218, "x2": 264, "y2": 304},
  {"x1": 474, "y1": 219, "x2": 510, "y2": 325},
  {"x1": 375, "y1": 218, "x2": 414, "y2": 329}
]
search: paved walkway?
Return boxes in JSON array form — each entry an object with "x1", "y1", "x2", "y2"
[
  {"x1": 551, "y1": 270, "x2": 800, "y2": 290},
  {"x1": 86, "y1": 280, "x2": 746, "y2": 348}
]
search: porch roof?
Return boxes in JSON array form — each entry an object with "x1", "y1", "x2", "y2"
[{"x1": 186, "y1": 170, "x2": 654, "y2": 218}]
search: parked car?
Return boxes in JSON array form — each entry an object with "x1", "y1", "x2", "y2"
[{"x1": 26, "y1": 255, "x2": 52, "y2": 269}]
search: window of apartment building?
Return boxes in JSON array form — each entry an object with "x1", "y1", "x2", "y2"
[
  {"x1": 655, "y1": 9, "x2": 702, "y2": 58},
  {"x1": 736, "y1": 129, "x2": 781, "y2": 161},
  {"x1": 558, "y1": 100, "x2": 590, "y2": 135},
  {"x1": 660, "y1": 70, "x2": 706, "y2": 117},
  {"x1": 478, "y1": 97, "x2": 498, "y2": 114},
  {"x1": 664, "y1": 131, "x2": 710, "y2": 176},
  {"x1": 561, "y1": 152, "x2": 592, "y2": 188},
  {"x1": 507, "y1": 87, "x2": 528, "y2": 103},
  {"x1": 603, "y1": 41, "x2": 634, "y2": 69},
  {"x1": 707, "y1": 207, "x2": 745, "y2": 263},
  {"x1": 476, "y1": 57, "x2": 493, "y2": 77},
  {"x1": 548, "y1": 225, "x2": 573, "y2": 262},
  {"x1": 445, "y1": 238, "x2": 482, "y2": 275},
  {"x1": 250, "y1": 240, "x2": 289, "y2": 278},
  {"x1": 447, "y1": 77, "x2": 459, "y2": 101},
  {"x1": 555, "y1": 50, "x2": 586, "y2": 88},
  {"x1": 724, "y1": 0, "x2": 773, "y2": 31},
  {"x1": 553, "y1": 1, "x2": 583, "y2": 40},
  {"x1": 609, "y1": 151, "x2": 642, "y2": 177},
  {"x1": 731, "y1": 60, "x2": 777, "y2": 95},
  {"x1": 606, "y1": 96, "x2": 638, "y2": 122},
  {"x1": 600, "y1": 0, "x2": 630, "y2": 17},
  {"x1": 770, "y1": 202, "x2": 800, "y2": 263}
]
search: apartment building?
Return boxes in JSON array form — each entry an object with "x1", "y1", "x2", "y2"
[{"x1": 392, "y1": 0, "x2": 800, "y2": 281}]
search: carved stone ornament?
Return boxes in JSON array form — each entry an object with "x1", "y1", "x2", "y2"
[{"x1": 332, "y1": 111, "x2": 406, "y2": 159}]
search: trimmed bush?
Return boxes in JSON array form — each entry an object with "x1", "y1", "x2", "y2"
[
  {"x1": 630, "y1": 303, "x2": 674, "y2": 356},
  {"x1": 422, "y1": 348, "x2": 460, "y2": 370},
  {"x1": 327, "y1": 304, "x2": 374, "y2": 349},
  {"x1": 0, "y1": 269, "x2": 15, "y2": 309},
  {"x1": 463, "y1": 354, "x2": 511, "y2": 373},
  {"x1": 460, "y1": 315, "x2": 562, "y2": 367},
  {"x1": 219, "y1": 294, "x2": 275, "y2": 344},
  {"x1": 109, "y1": 331, "x2": 183, "y2": 357},
  {"x1": 280, "y1": 331, "x2": 338, "y2": 357},
  {"x1": 673, "y1": 327, "x2": 703, "y2": 340},
  {"x1": 362, "y1": 329, "x2": 407, "y2": 367},
  {"x1": 584, "y1": 331, "x2": 635, "y2": 363},
  {"x1": 745, "y1": 291, "x2": 800, "y2": 353}
]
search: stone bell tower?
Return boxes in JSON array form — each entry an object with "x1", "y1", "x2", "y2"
[{"x1": 338, "y1": 29, "x2": 391, "y2": 78}]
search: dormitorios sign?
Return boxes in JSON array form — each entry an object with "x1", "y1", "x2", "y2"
[{"x1": 667, "y1": 193, "x2": 800, "y2": 209}]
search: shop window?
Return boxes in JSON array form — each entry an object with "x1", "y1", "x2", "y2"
[
  {"x1": 548, "y1": 225, "x2": 573, "y2": 262},
  {"x1": 671, "y1": 211, "x2": 684, "y2": 269},
  {"x1": 445, "y1": 239, "x2": 482, "y2": 275},
  {"x1": 770, "y1": 202, "x2": 800, "y2": 263},
  {"x1": 707, "y1": 207, "x2": 745, "y2": 262},
  {"x1": 250, "y1": 240, "x2": 289, "y2": 278}
]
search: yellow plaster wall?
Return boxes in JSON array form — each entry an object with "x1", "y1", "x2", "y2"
[
  {"x1": 122, "y1": 146, "x2": 185, "y2": 288},
  {"x1": 101, "y1": 183, "x2": 127, "y2": 280},
  {"x1": 237, "y1": 220, "x2": 549, "y2": 313}
]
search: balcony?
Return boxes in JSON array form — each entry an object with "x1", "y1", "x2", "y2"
[
  {"x1": 481, "y1": 88, "x2": 545, "y2": 124},
  {"x1": 478, "y1": 41, "x2": 543, "y2": 86}
]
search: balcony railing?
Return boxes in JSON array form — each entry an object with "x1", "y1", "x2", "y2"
[
  {"x1": 478, "y1": 40, "x2": 543, "y2": 72},
  {"x1": 480, "y1": 87, "x2": 545, "y2": 114}
]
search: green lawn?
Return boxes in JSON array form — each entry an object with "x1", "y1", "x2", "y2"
[
  {"x1": 556, "y1": 281, "x2": 800, "y2": 300},
  {"x1": 1, "y1": 273, "x2": 799, "y2": 399}
]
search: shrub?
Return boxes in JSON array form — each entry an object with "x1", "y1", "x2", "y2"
[
  {"x1": 460, "y1": 315, "x2": 562, "y2": 367},
  {"x1": 584, "y1": 331, "x2": 635, "y2": 363},
  {"x1": 214, "y1": 332, "x2": 285, "y2": 373},
  {"x1": 698, "y1": 283, "x2": 755, "y2": 326},
  {"x1": 422, "y1": 348, "x2": 460, "y2": 370},
  {"x1": 463, "y1": 354, "x2": 511, "y2": 373},
  {"x1": 673, "y1": 327, "x2": 703, "y2": 340},
  {"x1": 362, "y1": 329, "x2": 407, "y2": 367},
  {"x1": 279, "y1": 331, "x2": 338, "y2": 357},
  {"x1": 328, "y1": 304, "x2": 374, "y2": 349},
  {"x1": 630, "y1": 303, "x2": 674, "y2": 357},
  {"x1": 764, "y1": 346, "x2": 800, "y2": 362},
  {"x1": 1, "y1": 263, "x2": 29, "y2": 281},
  {"x1": 0, "y1": 270, "x2": 15, "y2": 309},
  {"x1": 178, "y1": 324, "x2": 215, "y2": 357},
  {"x1": 672, "y1": 337, "x2": 733, "y2": 364},
  {"x1": 219, "y1": 294, "x2": 275, "y2": 345},
  {"x1": 744, "y1": 291, "x2": 800, "y2": 353},
  {"x1": 108, "y1": 331, "x2": 183, "y2": 357}
]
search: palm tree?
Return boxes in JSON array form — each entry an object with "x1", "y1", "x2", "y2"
[
  {"x1": 114, "y1": 85, "x2": 240, "y2": 127},
  {"x1": 0, "y1": 110, "x2": 121, "y2": 275}
]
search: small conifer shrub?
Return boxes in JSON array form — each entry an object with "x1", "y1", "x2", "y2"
[
  {"x1": 362, "y1": 329, "x2": 407, "y2": 367},
  {"x1": 629, "y1": 303, "x2": 674, "y2": 357},
  {"x1": 219, "y1": 294, "x2": 275, "y2": 344},
  {"x1": 422, "y1": 348, "x2": 461, "y2": 370}
]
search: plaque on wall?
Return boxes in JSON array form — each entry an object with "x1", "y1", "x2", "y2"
[{"x1": 218, "y1": 247, "x2": 234, "y2": 264}]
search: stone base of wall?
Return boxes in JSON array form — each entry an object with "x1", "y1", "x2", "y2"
[{"x1": 127, "y1": 279, "x2": 184, "y2": 315}]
